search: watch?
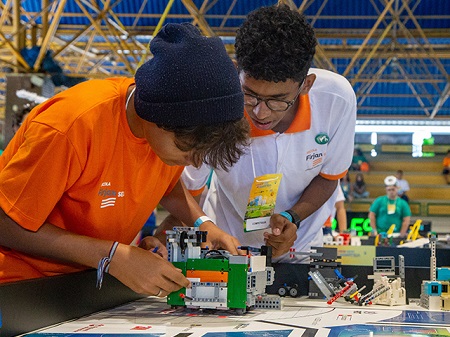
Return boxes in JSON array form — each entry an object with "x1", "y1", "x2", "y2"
[{"x1": 285, "y1": 209, "x2": 301, "y2": 229}]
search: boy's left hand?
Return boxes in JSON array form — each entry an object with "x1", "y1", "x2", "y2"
[
  {"x1": 139, "y1": 236, "x2": 168, "y2": 259},
  {"x1": 200, "y1": 221, "x2": 243, "y2": 255}
]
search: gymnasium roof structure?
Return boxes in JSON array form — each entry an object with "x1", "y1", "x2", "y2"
[{"x1": 0, "y1": 0, "x2": 449, "y2": 121}]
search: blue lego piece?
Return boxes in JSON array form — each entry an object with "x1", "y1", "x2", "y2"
[
  {"x1": 437, "y1": 268, "x2": 450, "y2": 281},
  {"x1": 424, "y1": 281, "x2": 442, "y2": 296}
]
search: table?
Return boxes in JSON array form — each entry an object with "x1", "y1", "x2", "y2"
[{"x1": 24, "y1": 296, "x2": 450, "y2": 337}]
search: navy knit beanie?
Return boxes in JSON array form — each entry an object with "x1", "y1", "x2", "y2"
[{"x1": 134, "y1": 23, "x2": 244, "y2": 127}]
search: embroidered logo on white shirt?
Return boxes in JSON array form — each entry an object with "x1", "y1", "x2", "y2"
[
  {"x1": 315, "y1": 133, "x2": 330, "y2": 144},
  {"x1": 306, "y1": 150, "x2": 325, "y2": 170}
]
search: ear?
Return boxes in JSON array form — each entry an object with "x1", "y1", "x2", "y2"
[{"x1": 299, "y1": 73, "x2": 316, "y2": 95}]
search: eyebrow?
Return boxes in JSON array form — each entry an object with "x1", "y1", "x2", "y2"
[{"x1": 242, "y1": 85, "x2": 290, "y2": 99}]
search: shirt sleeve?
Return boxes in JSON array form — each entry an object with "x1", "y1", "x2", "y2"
[
  {"x1": 369, "y1": 198, "x2": 380, "y2": 213},
  {"x1": 336, "y1": 183, "x2": 346, "y2": 202},
  {"x1": 319, "y1": 76, "x2": 357, "y2": 178},
  {"x1": 402, "y1": 201, "x2": 412, "y2": 217},
  {"x1": 181, "y1": 164, "x2": 212, "y2": 195},
  {"x1": 0, "y1": 123, "x2": 82, "y2": 231}
]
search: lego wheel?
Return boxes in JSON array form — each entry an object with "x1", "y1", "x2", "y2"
[
  {"x1": 278, "y1": 286, "x2": 287, "y2": 297},
  {"x1": 235, "y1": 308, "x2": 246, "y2": 315},
  {"x1": 289, "y1": 286, "x2": 299, "y2": 297},
  {"x1": 179, "y1": 230, "x2": 188, "y2": 251}
]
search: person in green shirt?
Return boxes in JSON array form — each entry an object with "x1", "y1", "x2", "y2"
[
  {"x1": 368, "y1": 175, "x2": 411, "y2": 237},
  {"x1": 351, "y1": 148, "x2": 369, "y2": 171}
]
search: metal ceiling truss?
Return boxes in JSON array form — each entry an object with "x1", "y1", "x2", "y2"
[{"x1": 0, "y1": 0, "x2": 449, "y2": 120}]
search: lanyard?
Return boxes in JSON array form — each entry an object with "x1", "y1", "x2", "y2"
[
  {"x1": 126, "y1": 87, "x2": 136, "y2": 110},
  {"x1": 250, "y1": 133, "x2": 293, "y2": 179}
]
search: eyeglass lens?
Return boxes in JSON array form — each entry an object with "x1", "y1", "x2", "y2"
[{"x1": 243, "y1": 95, "x2": 290, "y2": 111}]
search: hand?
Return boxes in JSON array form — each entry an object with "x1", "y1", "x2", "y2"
[
  {"x1": 152, "y1": 214, "x2": 185, "y2": 247},
  {"x1": 200, "y1": 221, "x2": 243, "y2": 255},
  {"x1": 263, "y1": 213, "x2": 298, "y2": 258},
  {"x1": 139, "y1": 236, "x2": 168, "y2": 259},
  {"x1": 109, "y1": 243, "x2": 190, "y2": 296}
]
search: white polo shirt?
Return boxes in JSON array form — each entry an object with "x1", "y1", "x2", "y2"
[{"x1": 183, "y1": 68, "x2": 356, "y2": 262}]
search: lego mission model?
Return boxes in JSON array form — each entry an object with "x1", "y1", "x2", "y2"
[
  {"x1": 165, "y1": 227, "x2": 276, "y2": 314},
  {"x1": 305, "y1": 248, "x2": 407, "y2": 306},
  {"x1": 420, "y1": 235, "x2": 450, "y2": 310}
]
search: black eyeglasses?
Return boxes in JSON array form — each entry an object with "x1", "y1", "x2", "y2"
[{"x1": 243, "y1": 85, "x2": 303, "y2": 112}]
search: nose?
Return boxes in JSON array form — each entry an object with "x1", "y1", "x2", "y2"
[{"x1": 252, "y1": 101, "x2": 272, "y2": 120}]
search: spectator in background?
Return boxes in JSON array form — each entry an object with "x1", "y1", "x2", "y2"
[
  {"x1": 353, "y1": 172, "x2": 370, "y2": 199},
  {"x1": 369, "y1": 175, "x2": 411, "y2": 237},
  {"x1": 21, "y1": 46, "x2": 87, "y2": 88},
  {"x1": 340, "y1": 172, "x2": 353, "y2": 202},
  {"x1": 443, "y1": 149, "x2": 450, "y2": 185},
  {"x1": 323, "y1": 184, "x2": 347, "y2": 235},
  {"x1": 334, "y1": 184, "x2": 347, "y2": 233},
  {"x1": 395, "y1": 170, "x2": 410, "y2": 202},
  {"x1": 351, "y1": 148, "x2": 369, "y2": 171}
]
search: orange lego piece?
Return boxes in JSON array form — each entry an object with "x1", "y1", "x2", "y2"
[{"x1": 186, "y1": 270, "x2": 229, "y2": 282}]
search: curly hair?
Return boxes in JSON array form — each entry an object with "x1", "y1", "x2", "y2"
[
  {"x1": 159, "y1": 117, "x2": 250, "y2": 171},
  {"x1": 235, "y1": 4, "x2": 317, "y2": 83}
]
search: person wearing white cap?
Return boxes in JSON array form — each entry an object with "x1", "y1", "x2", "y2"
[
  {"x1": 395, "y1": 170, "x2": 410, "y2": 202},
  {"x1": 368, "y1": 175, "x2": 411, "y2": 237}
]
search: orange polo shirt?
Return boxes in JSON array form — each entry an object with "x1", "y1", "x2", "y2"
[{"x1": 0, "y1": 77, "x2": 183, "y2": 283}]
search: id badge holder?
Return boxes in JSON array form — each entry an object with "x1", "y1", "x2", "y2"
[
  {"x1": 387, "y1": 203, "x2": 396, "y2": 215},
  {"x1": 244, "y1": 173, "x2": 282, "y2": 232}
]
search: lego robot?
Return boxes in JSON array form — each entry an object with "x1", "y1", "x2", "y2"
[{"x1": 166, "y1": 227, "x2": 276, "y2": 314}]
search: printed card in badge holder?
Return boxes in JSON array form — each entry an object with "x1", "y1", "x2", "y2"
[
  {"x1": 244, "y1": 173, "x2": 282, "y2": 232},
  {"x1": 387, "y1": 203, "x2": 396, "y2": 215}
]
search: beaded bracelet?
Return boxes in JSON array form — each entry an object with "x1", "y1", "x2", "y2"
[{"x1": 96, "y1": 241, "x2": 119, "y2": 290}]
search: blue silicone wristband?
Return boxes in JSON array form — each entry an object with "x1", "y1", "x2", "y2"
[{"x1": 279, "y1": 211, "x2": 293, "y2": 223}]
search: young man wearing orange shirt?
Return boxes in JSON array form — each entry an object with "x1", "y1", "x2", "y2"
[{"x1": 0, "y1": 23, "x2": 249, "y2": 297}]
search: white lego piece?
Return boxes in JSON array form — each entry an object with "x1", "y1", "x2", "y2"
[{"x1": 249, "y1": 255, "x2": 267, "y2": 272}]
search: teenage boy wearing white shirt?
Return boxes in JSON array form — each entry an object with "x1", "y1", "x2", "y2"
[{"x1": 156, "y1": 5, "x2": 357, "y2": 262}]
